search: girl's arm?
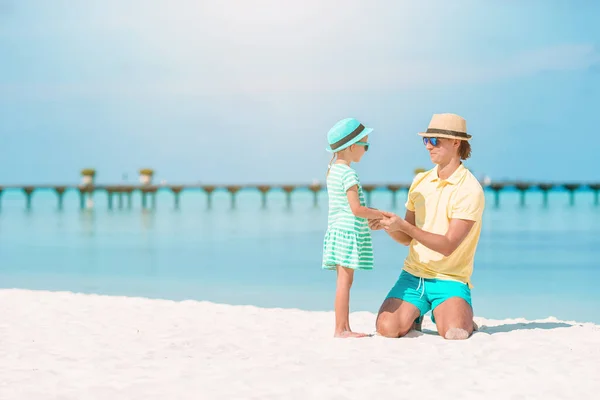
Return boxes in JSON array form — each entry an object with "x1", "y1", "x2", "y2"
[{"x1": 346, "y1": 185, "x2": 384, "y2": 219}]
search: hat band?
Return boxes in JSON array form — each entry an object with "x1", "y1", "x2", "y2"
[
  {"x1": 426, "y1": 128, "x2": 469, "y2": 138},
  {"x1": 330, "y1": 124, "x2": 365, "y2": 150}
]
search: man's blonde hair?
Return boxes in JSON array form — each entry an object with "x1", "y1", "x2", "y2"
[{"x1": 459, "y1": 141, "x2": 471, "y2": 160}]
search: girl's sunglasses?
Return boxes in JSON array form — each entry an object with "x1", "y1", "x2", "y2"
[
  {"x1": 355, "y1": 141, "x2": 369, "y2": 151},
  {"x1": 423, "y1": 137, "x2": 440, "y2": 147}
]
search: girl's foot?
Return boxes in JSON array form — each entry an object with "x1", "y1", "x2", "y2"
[{"x1": 334, "y1": 330, "x2": 370, "y2": 338}]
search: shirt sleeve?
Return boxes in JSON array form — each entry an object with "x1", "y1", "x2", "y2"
[
  {"x1": 450, "y1": 187, "x2": 485, "y2": 221},
  {"x1": 341, "y1": 168, "x2": 360, "y2": 192},
  {"x1": 404, "y1": 174, "x2": 421, "y2": 212}
]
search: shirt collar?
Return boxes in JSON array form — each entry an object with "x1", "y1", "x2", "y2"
[{"x1": 429, "y1": 163, "x2": 466, "y2": 185}]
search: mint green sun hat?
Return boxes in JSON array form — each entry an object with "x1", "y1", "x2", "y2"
[{"x1": 325, "y1": 118, "x2": 373, "y2": 153}]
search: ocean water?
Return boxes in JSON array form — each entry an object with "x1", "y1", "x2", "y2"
[{"x1": 1, "y1": 187, "x2": 599, "y2": 324}]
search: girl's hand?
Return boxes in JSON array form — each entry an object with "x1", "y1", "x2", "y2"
[{"x1": 368, "y1": 218, "x2": 384, "y2": 230}]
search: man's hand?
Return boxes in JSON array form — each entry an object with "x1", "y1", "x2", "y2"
[
  {"x1": 380, "y1": 211, "x2": 411, "y2": 233},
  {"x1": 372, "y1": 210, "x2": 415, "y2": 246}
]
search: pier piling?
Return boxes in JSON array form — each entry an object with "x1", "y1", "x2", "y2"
[
  {"x1": 202, "y1": 186, "x2": 216, "y2": 209},
  {"x1": 281, "y1": 185, "x2": 295, "y2": 209},
  {"x1": 590, "y1": 184, "x2": 600, "y2": 206},
  {"x1": 225, "y1": 186, "x2": 241, "y2": 209},
  {"x1": 361, "y1": 185, "x2": 376, "y2": 207},
  {"x1": 563, "y1": 184, "x2": 580, "y2": 206},
  {"x1": 106, "y1": 188, "x2": 115, "y2": 210},
  {"x1": 23, "y1": 186, "x2": 35, "y2": 210},
  {"x1": 515, "y1": 183, "x2": 531, "y2": 207},
  {"x1": 257, "y1": 185, "x2": 271, "y2": 209},
  {"x1": 386, "y1": 185, "x2": 405, "y2": 209},
  {"x1": 54, "y1": 186, "x2": 67, "y2": 210},
  {"x1": 308, "y1": 184, "x2": 321, "y2": 208},
  {"x1": 171, "y1": 186, "x2": 184, "y2": 209},
  {"x1": 490, "y1": 183, "x2": 503, "y2": 208},
  {"x1": 538, "y1": 183, "x2": 553, "y2": 207}
]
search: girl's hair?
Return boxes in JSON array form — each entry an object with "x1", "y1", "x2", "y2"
[{"x1": 326, "y1": 153, "x2": 336, "y2": 178}]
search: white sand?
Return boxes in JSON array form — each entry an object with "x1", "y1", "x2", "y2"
[{"x1": 1, "y1": 289, "x2": 599, "y2": 400}]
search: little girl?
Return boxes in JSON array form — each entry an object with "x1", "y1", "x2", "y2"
[{"x1": 322, "y1": 117, "x2": 383, "y2": 338}]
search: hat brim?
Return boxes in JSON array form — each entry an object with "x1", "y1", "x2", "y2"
[
  {"x1": 326, "y1": 127, "x2": 373, "y2": 152},
  {"x1": 418, "y1": 132, "x2": 471, "y2": 140}
]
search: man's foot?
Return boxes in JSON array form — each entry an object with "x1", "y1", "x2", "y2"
[{"x1": 334, "y1": 330, "x2": 370, "y2": 338}]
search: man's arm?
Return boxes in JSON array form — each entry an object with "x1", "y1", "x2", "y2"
[
  {"x1": 369, "y1": 211, "x2": 415, "y2": 246},
  {"x1": 402, "y1": 218, "x2": 475, "y2": 257},
  {"x1": 387, "y1": 211, "x2": 415, "y2": 246},
  {"x1": 381, "y1": 187, "x2": 483, "y2": 256}
]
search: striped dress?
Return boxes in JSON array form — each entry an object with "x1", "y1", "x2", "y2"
[{"x1": 322, "y1": 164, "x2": 374, "y2": 270}]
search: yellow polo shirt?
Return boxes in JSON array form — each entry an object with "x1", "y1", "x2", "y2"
[{"x1": 403, "y1": 163, "x2": 485, "y2": 288}]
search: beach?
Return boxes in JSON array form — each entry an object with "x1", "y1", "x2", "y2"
[
  {"x1": 2, "y1": 1, "x2": 600, "y2": 398},
  {"x1": 1, "y1": 289, "x2": 599, "y2": 399}
]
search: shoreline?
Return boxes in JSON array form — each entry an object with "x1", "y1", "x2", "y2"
[
  {"x1": 1, "y1": 286, "x2": 598, "y2": 326},
  {"x1": 0, "y1": 287, "x2": 600, "y2": 326}
]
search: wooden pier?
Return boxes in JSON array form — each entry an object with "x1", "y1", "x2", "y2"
[{"x1": 0, "y1": 181, "x2": 598, "y2": 211}]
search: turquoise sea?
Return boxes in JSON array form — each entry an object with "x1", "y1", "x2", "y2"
[{"x1": 1, "y1": 188, "x2": 599, "y2": 324}]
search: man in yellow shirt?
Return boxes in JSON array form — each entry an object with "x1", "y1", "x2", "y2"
[{"x1": 374, "y1": 113, "x2": 485, "y2": 340}]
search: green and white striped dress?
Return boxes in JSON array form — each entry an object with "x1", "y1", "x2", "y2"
[{"x1": 322, "y1": 164, "x2": 374, "y2": 270}]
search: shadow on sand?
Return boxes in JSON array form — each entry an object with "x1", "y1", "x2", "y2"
[
  {"x1": 477, "y1": 321, "x2": 574, "y2": 334},
  {"x1": 404, "y1": 321, "x2": 575, "y2": 337}
]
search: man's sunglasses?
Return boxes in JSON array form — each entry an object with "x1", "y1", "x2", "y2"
[
  {"x1": 423, "y1": 137, "x2": 441, "y2": 147},
  {"x1": 355, "y1": 141, "x2": 369, "y2": 151}
]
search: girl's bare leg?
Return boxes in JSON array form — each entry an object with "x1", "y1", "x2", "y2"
[{"x1": 334, "y1": 266, "x2": 368, "y2": 338}]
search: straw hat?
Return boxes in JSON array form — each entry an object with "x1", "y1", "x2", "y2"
[
  {"x1": 418, "y1": 113, "x2": 472, "y2": 141},
  {"x1": 326, "y1": 117, "x2": 373, "y2": 153}
]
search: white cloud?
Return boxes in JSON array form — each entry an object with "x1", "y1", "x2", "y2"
[{"x1": 1, "y1": 0, "x2": 598, "y2": 99}]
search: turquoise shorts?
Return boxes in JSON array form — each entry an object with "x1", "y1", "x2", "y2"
[{"x1": 385, "y1": 270, "x2": 472, "y2": 324}]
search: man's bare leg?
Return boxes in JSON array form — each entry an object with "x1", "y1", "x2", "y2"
[
  {"x1": 432, "y1": 297, "x2": 473, "y2": 340},
  {"x1": 376, "y1": 298, "x2": 420, "y2": 338}
]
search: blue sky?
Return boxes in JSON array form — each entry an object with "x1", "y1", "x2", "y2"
[{"x1": 0, "y1": 0, "x2": 599, "y2": 185}]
